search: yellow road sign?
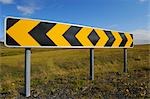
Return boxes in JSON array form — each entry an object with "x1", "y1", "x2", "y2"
[{"x1": 5, "y1": 17, "x2": 133, "y2": 48}]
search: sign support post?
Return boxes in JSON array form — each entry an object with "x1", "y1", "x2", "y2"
[
  {"x1": 123, "y1": 48, "x2": 127, "y2": 72},
  {"x1": 90, "y1": 48, "x2": 94, "y2": 80},
  {"x1": 25, "y1": 48, "x2": 31, "y2": 97}
]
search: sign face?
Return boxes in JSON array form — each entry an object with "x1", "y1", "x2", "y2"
[{"x1": 5, "y1": 17, "x2": 133, "y2": 48}]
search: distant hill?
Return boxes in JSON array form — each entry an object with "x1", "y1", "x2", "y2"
[
  {"x1": 0, "y1": 40, "x2": 3, "y2": 43},
  {"x1": 0, "y1": 37, "x2": 4, "y2": 42},
  {"x1": 0, "y1": 42, "x2": 5, "y2": 48},
  {"x1": 0, "y1": 41, "x2": 3, "y2": 43}
]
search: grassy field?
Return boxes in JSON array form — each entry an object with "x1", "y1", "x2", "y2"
[{"x1": 0, "y1": 43, "x2": 149, "y2": 98}]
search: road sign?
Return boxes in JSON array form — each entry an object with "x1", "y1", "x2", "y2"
[{"x1": 5, "y1": 17, "x2": 133, "y2": 48}]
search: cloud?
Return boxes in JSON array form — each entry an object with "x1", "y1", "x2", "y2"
[
  {"x1": 0, "y1": 0, "x2": 13, "y2": 4},
  {"x1": 139, "y1": 0, "x2": 147, "y2": 2},
  {"x1": 147, "y1": 14, "x2": 150, "y2": 17},
  {"x1": 108, "y1": 24, "x2": 118, "y2": 29},
  {"x1": 17, "y1": 4, "x2": 40, "y2": 15},
  {"x1": 131, "y1": 28, "x2": 150, "y2": 44}
]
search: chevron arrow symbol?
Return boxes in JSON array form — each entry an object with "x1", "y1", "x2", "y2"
[
  {"x1": 112, "y1": 31, "x2": 122, "y2": 47},
  {"x1": 95, "y1": 29, "x2": 108, "y2": 47},
  {"x1": 63, "y1": 26, "x2": 82, "y2": 46},
  {"x1": 28, "y1": 22, "x2": 56, "y2": 46},
  {"x1": 104, "y1": 30, "x2": 115, "y2": 47},
  {"x1": 7, "y1": 18, "x2": 40, "y2": 46},
  {"x1": 75, "y1": 27, "x2": 93, "y2": 46},
  {"x1": 119, "y1": 33, "x2": 127, "y2": 47},
  {"x1": 46, "y1": 24, "x2": 71, "y2": 46},
  {"x1": 125, "y1": 33, "x2": 133, "y2": 47}
]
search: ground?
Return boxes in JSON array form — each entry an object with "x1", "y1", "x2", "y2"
[{"x1": 0, "y1": 43, "x2": 150, "y2": 98}]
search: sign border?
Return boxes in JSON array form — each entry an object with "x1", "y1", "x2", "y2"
[{"x1": 4, "y1": 16, "x2": 134, "y2": 48}]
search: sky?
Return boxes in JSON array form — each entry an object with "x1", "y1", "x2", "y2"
[{"x1": 0, "y1": 0, "x2": 149, "y2": 44}]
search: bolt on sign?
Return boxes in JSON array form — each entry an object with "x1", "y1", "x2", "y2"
[{"x1": 5, "y1": 17, "x2": 133, "y2": 48}]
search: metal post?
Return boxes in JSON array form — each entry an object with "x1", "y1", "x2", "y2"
[
  {"x1": 90, "y1": 48, "x2": 94, "y2": 80},
  {"x1": 25, "y1": 48, "x2": 31, "y2": 97},
  {"x1": 123, "y1": 48, "x2": 127, "y2": 72}
]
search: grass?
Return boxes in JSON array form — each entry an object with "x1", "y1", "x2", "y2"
[{"x1": 0, "y1": 43, "x2": 149, "y2": 98}]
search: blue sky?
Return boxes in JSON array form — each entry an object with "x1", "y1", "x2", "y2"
[{"x1": 0, "y1": 0, "x2": 149, "y2": 44}]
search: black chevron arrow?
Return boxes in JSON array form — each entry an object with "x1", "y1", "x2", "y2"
[
  {"x1": 29, "y1": 22, "x2": 56, "y2": 46},
  {"x1": 119, "y1": 33, "x2": 127, "y2": 47},
  {"x1": 130, "y1": 34, "x2": 133, "y2": 47},
  {"x1": 104, "y1": 30, "x2": 115, "y2": 46},
  {"x1": 63, "y1": 26, "x2": 82, "y2": 46}
]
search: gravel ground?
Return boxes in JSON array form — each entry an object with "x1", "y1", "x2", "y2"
[{"x1": 0, "y1": 70, "x2": 150, "y2": 99}]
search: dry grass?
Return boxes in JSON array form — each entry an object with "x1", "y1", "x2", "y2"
[{"x1": 0, "y1": 43, "x2": 149, "y2": 98}]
